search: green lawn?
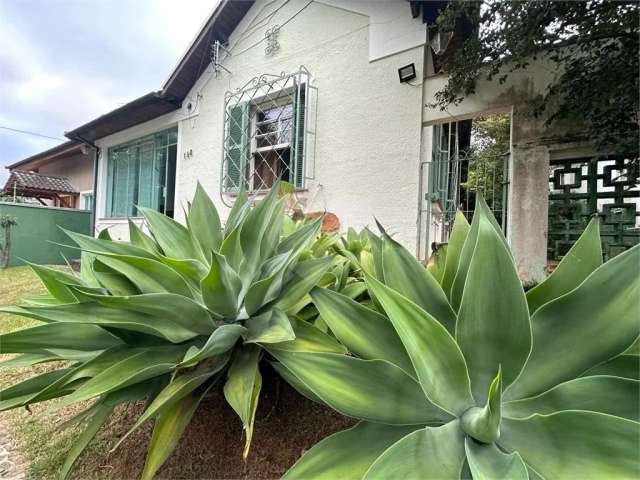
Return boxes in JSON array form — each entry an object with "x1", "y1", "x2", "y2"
[{"x1": 0, "y1": 266, "x2": 97, "y2": 479}]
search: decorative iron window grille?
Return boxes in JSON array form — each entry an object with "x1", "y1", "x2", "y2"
[
  {"x1": 548, "y1": 156, "x2": 639, "y2": 260},
  {"x1": 221, "y1": 67, "x2": 315, "y2": 198}
]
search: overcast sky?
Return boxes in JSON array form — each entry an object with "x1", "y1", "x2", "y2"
[{"x1": 0, "y1": 0, "x2": 216, "y2": 183}]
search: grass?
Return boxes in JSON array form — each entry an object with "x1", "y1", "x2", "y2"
[{"x1": 0, "y1": 266, "x2": 85, "y2": 479}]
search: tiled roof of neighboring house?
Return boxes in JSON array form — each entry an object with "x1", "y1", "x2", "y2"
[{"x1": 2, "y1": 170, "x2": 77, "y2": 195}]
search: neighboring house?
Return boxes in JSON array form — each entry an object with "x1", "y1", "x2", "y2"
[
  {"x1": 61, "y1": 0, "x2": 638, "y2": 285},
  {"x1": 2, "y1": 141, "x2": 95, "y2": 210}
]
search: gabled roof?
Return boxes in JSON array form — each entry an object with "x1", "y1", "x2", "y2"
[
  {"x1": 161, "y1": 0, "x2": 255, "y2": 101},
  {"x1": 2, "y1": 170, "x2": 78, "y2": 195},
  {"x1": 65, "y1": 1, "x2": 254, "y2": 144},
  {"x1": 6, "y1": 140, "x2": 82, "y2": 170}
]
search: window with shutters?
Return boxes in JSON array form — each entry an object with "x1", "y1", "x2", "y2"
[
  {"x1": 105, "y1": 127, "x2": 178, "y2": 218},
  {"x1": 222, "y1": 67, "x2": 313, "y2": 194}
]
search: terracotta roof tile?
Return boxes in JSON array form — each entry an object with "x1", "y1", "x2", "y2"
[{"x1": 2, "y1": 170, "x2": 77, "y2": 194}]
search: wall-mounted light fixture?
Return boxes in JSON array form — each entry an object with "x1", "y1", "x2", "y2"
[{"x1": 398, "y1": 63, "x2": 416, "y2": 83}]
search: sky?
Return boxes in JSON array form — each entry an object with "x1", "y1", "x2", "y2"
[{"x1": 0, "y1": 0, "x2": 217, "y2": 184}]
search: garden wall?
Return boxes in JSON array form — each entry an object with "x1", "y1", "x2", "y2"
[{"x1": 0, "y1": 202, "x2": 91, "y2": 266}]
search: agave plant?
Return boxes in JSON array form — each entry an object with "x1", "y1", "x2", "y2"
[
  {"x1": 0, "y1": 183, "x2": 341, "y2": 479},
  {"x1": 269, "y1": 198, "x2": 639, "y2": 479}
]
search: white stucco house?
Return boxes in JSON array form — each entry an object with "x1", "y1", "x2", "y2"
[{"x1": 63, "y1": 0, "x2": 639, "y2": 285}]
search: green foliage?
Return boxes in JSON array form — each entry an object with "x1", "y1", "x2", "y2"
[
  {"x1": 432, "y1": 1, "x2": 639, "y2": 156},
  {"x1": 277, "y1": 197, "x2": 639, "y2": 479},
  {"x1": 0, "y1": 182, "x2": 339, "y2": 479}
]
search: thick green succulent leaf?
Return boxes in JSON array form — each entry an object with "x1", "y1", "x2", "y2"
[
  {"x1": 93, "y1": 254, "x2": 194, "y2": 298},
  {"x1": 219, "y1": 223, "x2": 243, "y2": 271},
  {"x1": 365, "y1": 273, "x2": 474, "y2": 417},
  {"x1": 364, "y1": 421, "x2": 465, "y2": 480},
  {"x1": 59, "y1": 402, "x2": 114, "y2": 480},
  {"x1": 187, "y1": 182, "x2": 222, "y2": 258},
  {"x1": 275, "y1": 257, "x2": 334, "y2": 314},
  {"x1": 244, "y1": 254, "x2": 290, "y2": 315},
  {"x1": 239, "y1": 185, "x2": 282, "y2": 282},
  {"x1": 75, "y1": 290, "x2": 214, "y2": 333},
  {"x1": 139, "y1": 206, "x2": 203, "y2": 261},
  {"x1": 506, "y1": 244, "x2": 640, "y2": 400},
  {"x1": 526, "y1": 217, "x2": 602, "y2": 314},
  {"x1": 0, "y1": 369, "x2": 72, "y2": 411},
  {"x1": 461, "y1": 367, "x2": 502, "y2": 443},
  {"x1": 114, "y1": 358, "x2": 227, "y2": 450},
  {"x1": 364, "y1": 229, "x2": 384, "y2": 280},
  {"x1": 450, "y1": 196, "x2": 506, "y2": 310},
  {"x1": 200, "y1": 251, "x2": 242, "y2": 317},
  {"x1": 440, "y1": 210, "x2": 470, "y2": 296},
  {"x1": 28, "y1": 263, "x2": 82, "y2": 303},
  {"x1": 269, "y1": 361, "x2": 325, "y2": 405},
  {"x1": 464, "y1": 438, "x2": 528, "y2": 480},
  {"x1": 503, "y1": 375, "x2": 639, "y2": 421},
  {"x1": 128, "y1": 219, "x2": 161, "y2": 255},
  {"x1": 260, "y1": 197, "x2": 287, "y2": 260},
  {"x1": 245, "y1": 308, "x2": 295, "y2": 344},
  {"x1": 277, "y1": 218, "x2": 322, "y2": 257},
  {"x1": 56, "y1": 348, "x2": 183, "y2": 408},
  {"x1": 456, "y1": 214, "x2": 531, "y2": 403},
  {"x1": 310, "y1": 287, "x2": 414, "y2": 375},
  {"x1": 223, "y1": 345, "x2": 262, "y2": 459},
  {"x1": 340, "y1": 281, "x2": 367, "y2": 300},
  {"x1": 582, "y1": 354, "x2": 639, "y2": 380},
  {"x1": 626, "y1": 337, "x2": 640, "y2": 354},
  {"x1": 380, "y1": 232, "x2": 457, "y2": 334},
  {"x1": 141, "y1": 390, "x2": 206, "y2": 480},
  {"x1": 80, "y1": 251, "x2": 102, "y2": 288},
  {"x1": 224, "y1": 188, "x2": 250, "y2": 237},
  {"x1": 63, "y1": 228, "x2": 156, "y2": 259},
  {"x1": 500, "y1": 411, "x2": 640, "y2": 480},
  {"x1": 0, "y1": 322, "x2": 121, "y2": 353},
  {"x1": 271, "y1": 318, "x2": 347, "y2": 354},
  {"x1": 155, "y1": 255, "x2": 208, "y2": 294},
  {"x1": 267, "y1": 350, "x2": 450, "y2": 425},
  {"x1": 0, "y1": 352, "x2": 63, "y2": 368},
  {"x1": 4, "y1": 299, "x2": 205, "y2": 344},
  {"x1": 426, "y1": 244, "x2": 447, "y2": 283},
  {"x1": 92, "y1": 259, "x2": 140, "y2": 296},
  {"x1": 179, "y1": 324, "x2": 246, "y2": 367},
  {"x1": 284, "y1": 422, "x2": 420, "y2": 480}
]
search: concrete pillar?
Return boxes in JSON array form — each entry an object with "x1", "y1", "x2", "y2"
[{"x1": 508, "y1": 145, "x2": 549, "y2": 286}]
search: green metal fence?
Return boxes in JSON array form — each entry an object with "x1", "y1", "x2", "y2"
[{"x1": 0, "y1": 202, "x2": 91, "y2": 267}]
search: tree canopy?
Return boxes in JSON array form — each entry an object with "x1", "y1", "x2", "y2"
[{"x1": 432, "y1": 0, "x2": 639, "y2": 156}]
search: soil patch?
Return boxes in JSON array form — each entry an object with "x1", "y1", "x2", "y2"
[{"x1": 73, "y1": 366, "x2": 355, "y2": 479}]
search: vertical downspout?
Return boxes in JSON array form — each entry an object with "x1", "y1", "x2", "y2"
[
  {"x1": 416, "y1": 26, "x2": 430, "y2": 259},
  {"x1": 90, "y1": 146, "x2": 99, "y2": 235}
]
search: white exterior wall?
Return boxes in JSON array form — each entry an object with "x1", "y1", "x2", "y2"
[
  {"x1": 94, "y1": 0, "x2": 427, "y2": 247},
  {"x1": 176, "y1": 0, "x2": 425, "y2": 249}
]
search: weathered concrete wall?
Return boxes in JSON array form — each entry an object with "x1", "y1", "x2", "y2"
[{"x1": 422, "y1": 54, "x2": 594, "y2": 284}]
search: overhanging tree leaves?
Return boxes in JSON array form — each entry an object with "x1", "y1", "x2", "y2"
[{"x1": 431, "y1": 0, "x2": 639, "y2": 156}]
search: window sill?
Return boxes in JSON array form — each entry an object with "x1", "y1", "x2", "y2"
[
  {"x1": 98, "y1": 216, "x2": 144, "y2": 222},
  {"x1": 225, "y1": 188, "x2": 308, "y2": 198}
]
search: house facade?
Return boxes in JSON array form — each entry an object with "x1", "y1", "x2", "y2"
[
  {"x1": 63, "y1": 0, "x2": 639, "y2": 285},
  {"x1": 3, "y1": 141, "x2": 95, "y2": 210}
]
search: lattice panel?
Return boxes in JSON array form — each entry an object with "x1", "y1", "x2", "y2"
[{"x1": 548, "y1": 156, "x2": 640, "y2": 260}]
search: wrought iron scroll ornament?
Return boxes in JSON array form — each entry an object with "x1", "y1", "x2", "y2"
[{"x1": 265, "y1": 25, "x2": 280, "y2": 56}]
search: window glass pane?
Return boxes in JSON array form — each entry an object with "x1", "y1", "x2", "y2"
[
  {"x1": 137, "y1": 142, "x2": 155, "y2": 213},
  {"x1": 107, "y1": 127, "x2": 176, "y2": 217}
]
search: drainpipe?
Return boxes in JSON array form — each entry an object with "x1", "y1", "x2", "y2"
[{"x1": 66, "y1": 133, "x2": 99, "y2": 236}]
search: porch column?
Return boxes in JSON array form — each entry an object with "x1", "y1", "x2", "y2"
[{"x1": 508, "y1": 145, "x2": 549, "y2": 286}]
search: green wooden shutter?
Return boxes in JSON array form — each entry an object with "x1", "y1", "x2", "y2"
[
  {"x1": 293, "y1": 84, "x2": 306, "y2": 188},
  {"x1": 225, "y1": 102, "x2": 250, "y2": 192}
]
